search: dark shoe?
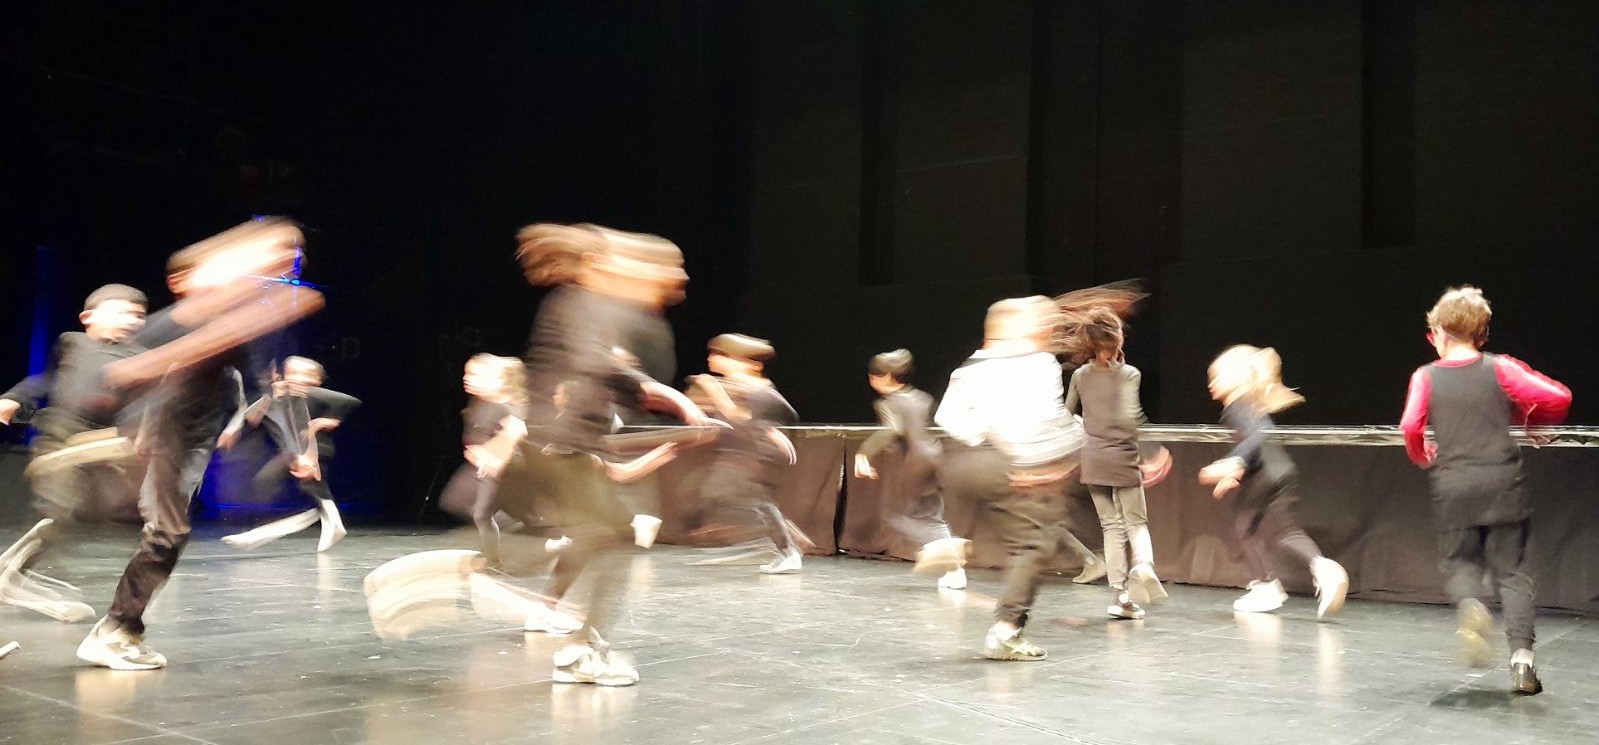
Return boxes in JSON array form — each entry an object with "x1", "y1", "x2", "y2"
[{"x1": 1510, "y1": 661, "x2": 1543, "y2": 695}]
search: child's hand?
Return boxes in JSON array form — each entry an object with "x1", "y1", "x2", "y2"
[
  {"x1": 1198, "y1": 458, "x2": 1245, "y2": 485},
  {"x1": 607, "y1": 443, "x2": 679, "y2": 483},
  {"x1": 308, "y1": 417, "x2": 340, "y2": 434},
  {"x1": 1211, "y1": 477, "x2": 1239, "y2": 500},
  {"x1": 290, "y1": 453, "x2": 322, "y2": 482},
  {"x1": 853, "y1": 453, "x2": 877, "y2": 480}
]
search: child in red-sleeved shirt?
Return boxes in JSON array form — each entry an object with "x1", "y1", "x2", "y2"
[{"x1": 1400, "y1": 286, "x2": 1571, "y2": 696}]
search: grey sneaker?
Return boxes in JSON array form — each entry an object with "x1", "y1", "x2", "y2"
[
  {"x1": 1072, "y1": 556, "x2": 1107, "y2": 585},
  {"x1": 76, "y1": 617, "x2": 166, "y2": 671}
]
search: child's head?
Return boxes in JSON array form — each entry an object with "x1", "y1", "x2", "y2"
[
  {"x1": 1425, "y1": 286, "x2": 1491, "y2": 355},
  {"x1": 282, "y1": 356, "x2": 325, "y2": 388},
  {"x1": 707, "y1": 334, "x2": 774, "y2": 378},
  {"x1": 168, "y1": 218, "x2": 303, "y2": 296},
  {"x1": 867, "y1": 349, "x2": 914, "y2": 393},
  {"x1": 80, "y1": 284, "x2": 147, "y2": 343},
  {"x1": 516, "y1": 223, "x2": 687, "y2": 308},
  {"x1": 464, "y1": 354, "x2": 526, "y2": 404},
  {"x1": 983, "y1": 296, "x2": 1062, "y2": 350},
  {"x1": 1078, "y1": 307, "x2": 1125, "y2": 363},
  {"x1": 1207, "y1": 345, "x2": 1304, "y2": 413}
]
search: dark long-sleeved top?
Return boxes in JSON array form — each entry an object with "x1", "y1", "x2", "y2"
[
  {"x1": 258, "y1": 387, "x2": 361, "y2": 459},
  {"x1": 1065, "y1": 361, "x2": 1147, "y2": 487},
  {"x1": 707, "y1": 377, "x2": 797, "y2": 475},
  {"x1": 3, "y1": 332, "x2": 140, "y2": 435},
  {"x1": 859, "y1": 386, "x2": 941, "y2": 463},
  {"x1": 523, "y1": 285, "x2": 663, "y2": 453},
  {"x1": 1219, "y1": 400, "x2": 1296, "y2": 509},
  {"x1": 1400, "y1": 352, "x2": 1571, "y2": 527},
  {"x1": 123, "y1": 307, "x2": 256, "y2": 449}
]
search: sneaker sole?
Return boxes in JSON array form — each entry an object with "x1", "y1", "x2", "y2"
[
  {"x1": 552, "y1": 672, "x2": 638, "y2": 687},
  {"x1": 75, "y1": 646, "x2": 164, "y2": 671},
  {"x1": 1107, "y1": 607, "x2": 1146, "y2": 620},
  {"x1": 982, "y1": 649, "x2": 1048, "y2": 661}
]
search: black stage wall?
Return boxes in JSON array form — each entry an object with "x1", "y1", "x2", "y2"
[{"x1": 5, "y1": 1, "x2": 1597, "y2": 523}]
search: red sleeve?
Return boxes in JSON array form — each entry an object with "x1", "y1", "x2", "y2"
[
  {"x1": 1400, "y1": 367, "x2": 1433, "y2": 468},
  {"x1": 1494, "y1": 355, "x2": 1572, "y2": 426}
]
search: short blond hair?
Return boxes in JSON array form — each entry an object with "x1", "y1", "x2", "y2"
[
  {"x1": 466, "y1": 354, "x2": 528, "y2": 407},
  {"x1": 1425, "y1": 286, "x2": 1491, "y2": 346}
]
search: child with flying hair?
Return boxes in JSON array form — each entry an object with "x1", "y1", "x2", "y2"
[{"x1": 1199, "y1": 345, "x2": 1348, "y2": 619}]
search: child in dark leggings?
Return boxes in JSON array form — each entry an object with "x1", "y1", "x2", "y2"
[
  {"x1": 1200, "y1": 345, "x2": 1348, "y2": 620},
  {"x1": 1400, "y1": 286, "x2": 1570, "y2": 696},
  {"x1": 439, "y1": 354, "x2": 530, "y2": 569}
]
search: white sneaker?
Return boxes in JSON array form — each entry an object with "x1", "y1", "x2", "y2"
[
  {"x1": 1232, "y1": 580, "x2": 1287, "y2": 614},
  {"x1": 524, "y1": 606, "x2": 584, "y2": 635},
  {"x1": 937, "y1": 568, "x2": 967, "y2": 590},
  {"x1": 1108, "y1": 591, "x2": 1146, "y2": 620},
  {"x1": 76, "y1": 617, "x2": 166, "y2": 670},
  {"x1": 631, "y1": 515, "x2": 662, "y2": 549},
  {"x1": 913, "y1": 537, "x2": 970, "y2": 576},
  {"x1": 317, "y1": 500, "x2": 348, "y2": 553},
  {"x1": 552, "y1": 642, "x2": 639, "y2": 686},
  {"x1": 759, "y1": 549, "x2": 803, "y2": 574},
  {"x1": 545, "y1": 536, "x2": 573, "y2": 553},
  {"x1": 1309, "y1": 557, "x2": 1348, "y2": 619},
  {"x1": 1127, "y1": 563, "x2": 1168, "y2": 605}
]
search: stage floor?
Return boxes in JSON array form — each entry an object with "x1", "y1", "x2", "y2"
[{"x1": 0, "y1": 528, "x2": 1594, "y2": 745}]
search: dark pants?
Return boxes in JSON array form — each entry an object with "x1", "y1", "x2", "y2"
[
  {"x1": 1233, "y1": 484, "x2": 1322, "y2": 584},
  {"x1": 1439, "y1": 520, "x2": 1535, "y2": 652},
  {"x1": 440, "y1": 465, "x2": 505, "y2": 564},
  {"x1": 252, "y1": 452, "x2": 334, "y2": 505},
  {"x1": 885, "y1": 455, "x2": 953, "y2": 547},
  {"x1": 702, "y1": 462, "x2": 791, "y2": 553},
  {"x1": 108, "y1": 443, "x2": 212, "y2": 636},
  {"x1": 523, "y1": 451, "x2": 632, "y2": 639},
  {"x1": 942, "y1": 446, "x2": 1069, "y2": 629}
]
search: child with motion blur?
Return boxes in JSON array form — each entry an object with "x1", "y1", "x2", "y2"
[
  {"x1": 218, "y1": 356, "x2": 359, "y2": 552},
  {"x1": 437, "y1": 355, "x2": 531, "y2": 569},
  {"x1": 935, "y1": 297, "x2": 1085, "y2": 661},
  {"x1": 1400, "y1": 286, "x2": 1570, "y2": 696},
  {"x1": 855, "y1": 349, "x2": 964, "y2": 590},
  {"x1": 0, "y1": 284, "x2": 148, "y2": 623},
  {"x1": 1199, "y1": 346, "x2": 1348, "y2": 619},
  {"x1": 690, "y1": 334, "x2": 802, "y2": 574},
  {"x1": 1064, "y1": 308, "x2": 1166, "y2": 619}
]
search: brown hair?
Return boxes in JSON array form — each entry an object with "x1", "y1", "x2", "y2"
[
  {"x1": 1425, "y1": 286, "x2": 1491, "y2": 346},
  {"x1": 514, "y1": 223, "x2": 607, "y2": 286},
  {"x1": 1055, "y1": 281, "x2": 1146, "y2": 362}
]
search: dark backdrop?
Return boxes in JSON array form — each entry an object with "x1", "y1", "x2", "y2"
[{"x1": 3, "y1": 1, "x2": 1595, "y2": 519}]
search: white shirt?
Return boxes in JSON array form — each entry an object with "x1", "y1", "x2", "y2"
[{"x1": 935, "y1": 349, "x2": 1084, "y2": 467}]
